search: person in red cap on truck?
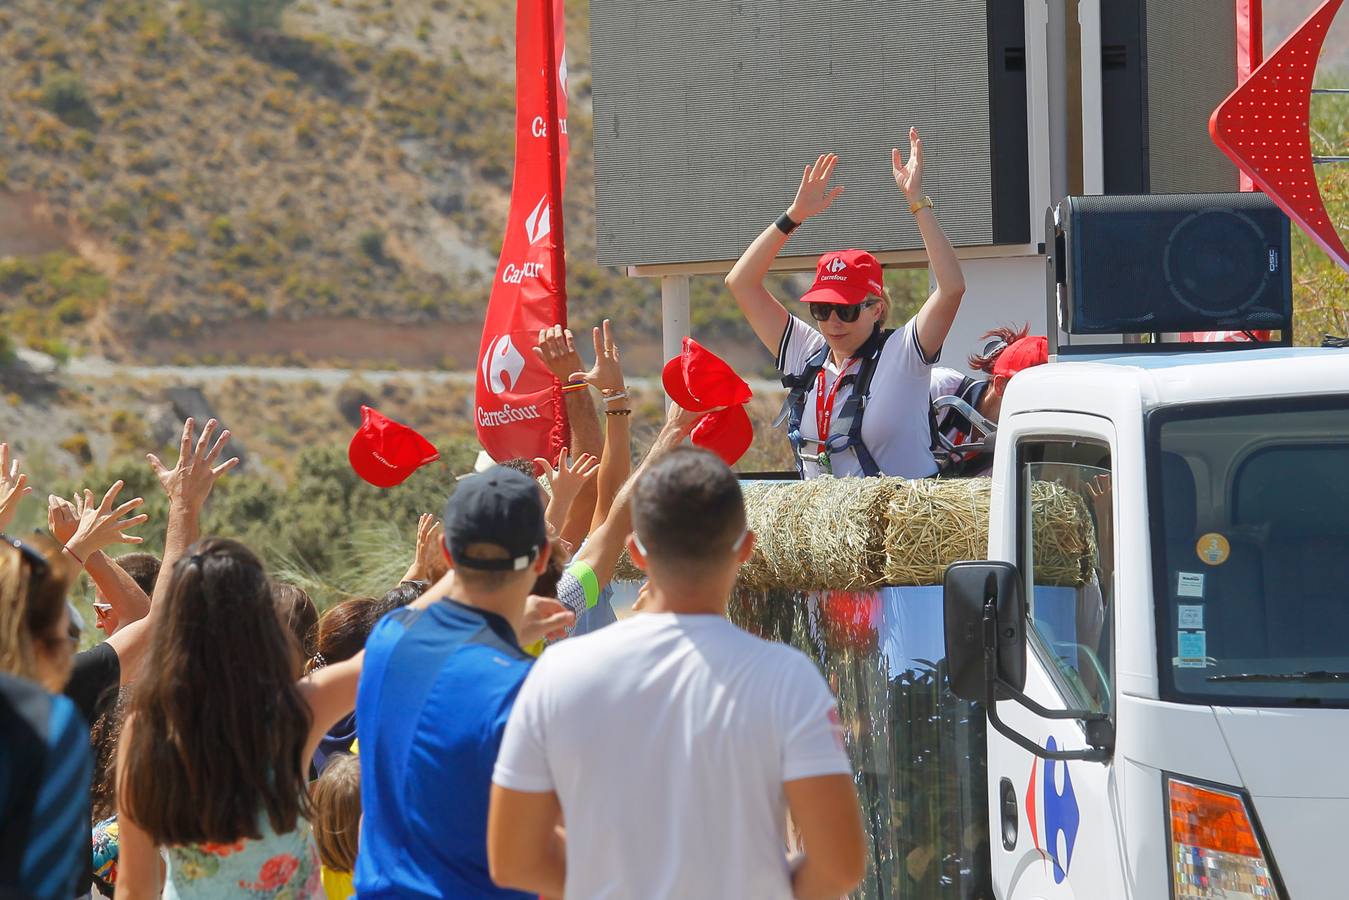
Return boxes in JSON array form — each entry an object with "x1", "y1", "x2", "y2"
[
  {"x1": 725, "y1": 128, "x2": 966, "y2": 479},
  {"x1": 930, "y1": 325, "x2": 1049, "y2": 477}
]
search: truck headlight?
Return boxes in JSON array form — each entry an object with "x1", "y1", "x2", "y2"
[{"x1": 1167, "y1": 776, "x2": 1281, "y2": 899}]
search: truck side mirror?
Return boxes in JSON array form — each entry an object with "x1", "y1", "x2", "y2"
[
  {"x1": 944, "y1": 560, "x2": 1113, "y2": 763},
  {"x1": 944, "y1": 560, "x2": 1027, "y2": 702}
]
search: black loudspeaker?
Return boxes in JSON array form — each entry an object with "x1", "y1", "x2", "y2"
[{"x1": 1047, "y1": 193, "x2": 1292, "y2": 336}]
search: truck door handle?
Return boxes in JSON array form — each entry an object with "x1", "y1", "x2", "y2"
[{"x1": 1000, "y1": 777, "x2": 1018, "y2": 851}]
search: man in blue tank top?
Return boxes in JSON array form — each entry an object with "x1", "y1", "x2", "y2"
[{"x1": 354, "y1": 466, "x2": 553, "y2": 899}]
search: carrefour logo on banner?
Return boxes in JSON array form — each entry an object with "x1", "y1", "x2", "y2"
[
  {"x1": 526, "y1": 196, "x2": 551, "y2": 245},
  {"x1": 482, "y1": 335, "x2": 526, "y2": 395},
  {"x1": 1024, "y1": 736, "x2": 1080, "y2": 884},
  {"x1": 559, "y1": 50, "x2": 568, "y2": 94}
]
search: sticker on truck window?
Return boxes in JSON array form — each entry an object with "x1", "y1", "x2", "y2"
[
  {"x1": 1178, "y1": 605, "x2": 1204, "y2": 629},
  {"x1": 1196, "y1": 533, "x2": 1231, "y2": 566},
  {"x1": 1176, "y1": 572, "x2": 1205, "y2": 598},
  {"x1": 1177, "y1": 631, "x2": 1207, "y2": 668}
]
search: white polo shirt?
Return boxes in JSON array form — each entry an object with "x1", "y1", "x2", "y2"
[{"x1": 777, "y1": 315, "x2": 940, "y2": 479}]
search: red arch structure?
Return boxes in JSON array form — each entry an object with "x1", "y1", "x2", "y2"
[{"x1": 1210, "y1": 0, "x2": 1349, "y2": 272}]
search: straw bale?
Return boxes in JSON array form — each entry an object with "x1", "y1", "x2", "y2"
[{"x1": 614, "y1": 476, "x2": 1097, "y2": 590}]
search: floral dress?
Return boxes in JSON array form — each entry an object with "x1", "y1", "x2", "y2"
[{"x1": 164, "y1": 817, "x2": 322, "y2": 899}]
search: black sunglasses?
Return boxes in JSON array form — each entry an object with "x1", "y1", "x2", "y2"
[
  {"x1": 0, "y1": 533, "x2": 49, "y2": 580},
  {"x1": 809, "y1": 298, "x2": 880, "y2": 324}
]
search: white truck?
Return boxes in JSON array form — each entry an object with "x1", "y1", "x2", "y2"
[{"x1": 941, "y1": 345, "x2": 1349, "y2": 899}]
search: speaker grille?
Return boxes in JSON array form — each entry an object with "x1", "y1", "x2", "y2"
[
  {"x1": 589, "y1": 0, "x2": 998, "y2": 267},
  {"x1": 1063, "y1": 193, "x2": 1290, "y2": 334}
]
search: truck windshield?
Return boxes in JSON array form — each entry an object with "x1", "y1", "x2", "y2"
[{"x1": 1150, "y1": 396, "x2": 1349, "y2": 707}]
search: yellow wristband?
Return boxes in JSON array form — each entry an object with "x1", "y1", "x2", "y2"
[{"x1": 909, "y1": 196, "x2": 934, "y2": 215}]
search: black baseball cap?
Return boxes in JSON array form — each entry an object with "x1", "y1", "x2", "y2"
[{"x1": 443, "y1": 465, "x2": 547, "y2": 571}]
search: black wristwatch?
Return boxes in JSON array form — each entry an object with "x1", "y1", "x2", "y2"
[{"x1": 775, "y1": 212, "x2": 800, "y2": 235}]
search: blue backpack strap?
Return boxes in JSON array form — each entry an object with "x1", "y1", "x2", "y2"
[{"x1": 778, "y1": 344, "x2": 832, "y2": 479}]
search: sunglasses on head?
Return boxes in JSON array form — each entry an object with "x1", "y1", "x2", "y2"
[{"x1": 808, "y1": 298, "x2": 880, "y2": 324}]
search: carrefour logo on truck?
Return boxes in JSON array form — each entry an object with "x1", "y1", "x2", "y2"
[{"x1": 1024, "y1": 736, "x2": 1080, "y2": 884}]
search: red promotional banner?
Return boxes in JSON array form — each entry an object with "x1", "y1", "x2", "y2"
[{"x1": 474, "y1": 0, "x2": 569, "y2": 463}]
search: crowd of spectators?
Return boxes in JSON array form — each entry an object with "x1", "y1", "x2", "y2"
[{"x1": 0, "y1": 135, "x2": 1057, "y2": 900}]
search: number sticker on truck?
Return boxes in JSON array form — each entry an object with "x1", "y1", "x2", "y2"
[{"x1": 1196, "y1": 533, "x2": 1231, "y2": 566}]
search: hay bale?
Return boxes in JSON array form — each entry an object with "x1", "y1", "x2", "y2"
[{"x1": 614, "y1": 476, "x2": 1096, "y2": 590}]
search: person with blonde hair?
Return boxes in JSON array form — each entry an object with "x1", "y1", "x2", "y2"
[
  {"x1": 311, "y1": 753, "x2": 361, "y2": 900},
  {"x1": 725, "y1": 128, "x2": 967, "y2": 478}
]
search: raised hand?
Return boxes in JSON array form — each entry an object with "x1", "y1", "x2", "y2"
[
  {"x1": 567, "y1": 319, "x2": 625, "y2": 394},
  {"x1": 891, "y1": 127, "x2": 924, "y2": 201},
  {"x1": 65, "y1": 481, "x2": 148, "y2": 561},
  {"x1": 518, "y1": 594, "x2": 576, "y2": 645},
  {"x1": 47, "y1": 494, "x2": 80, "y2": 545},
  {"x1": 402, "y1": 513, "x2": 443, "y2": 584},
  {"x1": 535, "y1": 448, "x2": 600, "y2": 529},
  {"x1": 146, "y1": 418, "x2": 239, "y2": 512},
  {"x1": 533, "y1": 325, "x2": 585, "y2": 383},
  {"x1": 786, "y1": 153, "x2": 845, "y2": 222},
  {"x1": 0, "y1": 443, "x2": 33, "y2": 532}
]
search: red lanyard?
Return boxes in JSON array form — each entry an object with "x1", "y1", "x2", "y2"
[{"x1": 815, "y1": 359, "x2": 859, "y2": 444}]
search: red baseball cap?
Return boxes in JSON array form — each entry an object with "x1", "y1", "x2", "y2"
[
  {"x1": 348, "y1": 406, "x2": 440, "y2": 488},
  {"x1": 661, "y1": 337, "x2": 752, "y2": 411},
  {"x1": 691, "y1": 405, "x2": 754, "y2": 467},
  {"x1": 992, "y1": 335, "x2": 1049, "y2": 379},
  {"x1": 800, "y1": 249, "x2": 886, "y2": 306}
]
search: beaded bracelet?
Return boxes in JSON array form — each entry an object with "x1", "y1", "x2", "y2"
[{"x1": 605, "y1": 408, "x2": 632, "y2": 417}]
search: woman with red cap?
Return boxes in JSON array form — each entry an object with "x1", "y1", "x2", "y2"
[
  {"x1": 930, "y1": 324, "x2": 1049, "y2": 476},
  {"x1": 725, "y1": 128, "x2": 966, "y2": 479}
]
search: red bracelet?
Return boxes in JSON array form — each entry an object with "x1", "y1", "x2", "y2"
[
  {"x1": 561, "y1": 381, "x2": 588, "y2": 393},
  {"x1": 63, "y1": 545, "x2": 85, "y2": 567}
]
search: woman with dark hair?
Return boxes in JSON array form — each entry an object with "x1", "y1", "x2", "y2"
[
  {"x1": 114, "y1": 538, "x2": 362, "y2": 899},
  {"x1": 930, "y1": 324, "x2": 1048, "y2": 476}
]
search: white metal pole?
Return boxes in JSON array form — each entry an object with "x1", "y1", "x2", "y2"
[
  {"x1": 660, "y1": 275, "x2": 691, "y2": 403},
  {"x1": 660, "y1": 274, "x2": 691, "y2": 361}
]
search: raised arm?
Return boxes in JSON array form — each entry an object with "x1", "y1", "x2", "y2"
[
  {"x1": 399, "y1": 513, "x2": 443, "y2": 584},
  {"x1": 106, "y1": 419, "x2": 239, "y2": 683},
  {"x1": 893, "y1": 128, "x2": 967, "y2": 361},
  {"x1": 49, "y1": 494, "x2": 151, "y2": 626},
  {"x1": 535, "y1": 449, "x2": 600, "y2": 541},
  {"x1": 726, "y1": 154, "x2": 845, "y2": 353},
  {"x1": 298, "y1": 651, "x2": 364, "y2": 765},
  {"x1": 572, "y1": 402, "x2": 709, "y2": 587},
  {"x1": 564, "y1": 320, "x2": 630, "y2": 531},
  {"x1": 534, "y1": 326, "x2": 603, "y2": 549},
  {"x1": 0, "y1": 443, "x2": 33, "y2": 532}
]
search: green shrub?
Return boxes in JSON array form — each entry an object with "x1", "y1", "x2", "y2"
[
  {"x1": 196, "y1": 0, "x2": 295, "y2": 36},
  {"x1": 357, "y1": 228, "x2": 387, "y2": 264},
  {"x1": 39, "y1": 71, "x2": 97, "y2": 127}
]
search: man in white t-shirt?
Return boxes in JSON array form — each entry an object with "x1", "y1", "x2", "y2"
[{"x1": 488, "y1": 448, "x2": 866, "y2": 900}]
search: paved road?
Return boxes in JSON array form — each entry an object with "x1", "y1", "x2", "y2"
[{"x1": 21, "y1": 349, "x2": 787, "y2": 394}]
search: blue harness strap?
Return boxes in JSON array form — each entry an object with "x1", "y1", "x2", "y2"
[{"x1": 779, "y1": 327, "x2": 893, "y2": 478}]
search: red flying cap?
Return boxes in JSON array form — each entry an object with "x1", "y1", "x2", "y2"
[
  {"x1": 691, "y1": 405, "x2": 754, "y2": 467},
  {"x1": 661, "y1": 337, "x2": 753, "y2": 411},
  {"x1": 992, "y1": 335, "x2": 1048, "y2": 379},
  {"x1": 348, "y1": 405, "x2": 440, "y2": 488},
  {"x1": 661, "y1": 338, "x2": 754, "y2": 466},
  {"x1": 800, "y1": 249, "x2": 886, "y2": 306}
]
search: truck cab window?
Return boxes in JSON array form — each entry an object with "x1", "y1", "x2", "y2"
[
  {"x1": 1151, "y1": 398, "x2": 1349, "y2": 706},
  {"x1": 1020, "y1": 441, "x2": 1114, "y2": 715}
]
